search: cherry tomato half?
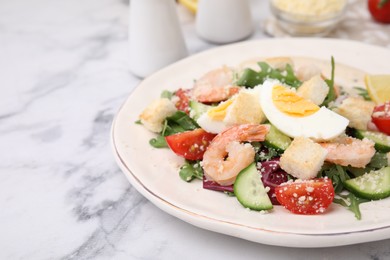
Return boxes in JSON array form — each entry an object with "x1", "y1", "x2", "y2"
[
  {"x1": 275, "y1": 178, "x2": 335, "y2": 215},
  {"x1": 174, "y1": 88, "x2": 191, "y2": 114},
  {"x1": 165, "y1": 129, "x2": 216, "y2": 160},
  {"x1": 368, "y1": 0, "x2": 390, "y2": 23},
  {"x1": 372, "y1": 101, "x2": 390, "y2": 135}
]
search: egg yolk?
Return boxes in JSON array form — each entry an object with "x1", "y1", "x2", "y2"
[
  {"x1": 272, "y1": 85, "x2": 319, "y2": 117},
  {"x1": 207, "y1": 99, "x2": 233, "y2": 120}
]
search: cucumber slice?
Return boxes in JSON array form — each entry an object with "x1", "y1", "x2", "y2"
[
  {"x1": 344, "y1": 167, "x2": 390, "y2": 200},
  {"x1": 264, "y1": 124, "x2": 292, "y2": 151},
  {"x1": 354, "y1": 129, "x2": 390, "y2": 152},
  {"x1": 234, "y1": 163, "x2": 273, "y2": 210},
  {"x1": 189, "y1": 100, "x2": 212, "y2": 121}
]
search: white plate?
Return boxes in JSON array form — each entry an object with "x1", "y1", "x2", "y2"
[{"x1": 111, "y1": 39, "x2": 390, "y2": 248}]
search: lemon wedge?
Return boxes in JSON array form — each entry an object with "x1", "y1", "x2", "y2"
[
  {"x1": 178, "y1": 0, "x2": 197, "y2": 13},
  {"x1": 365, "y1": 74, "x2": 390, "y2": 104}
]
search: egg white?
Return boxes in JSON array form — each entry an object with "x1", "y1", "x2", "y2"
[
  {"x1": 197, "y1": 112, "x2": 228, "y2": 134},
  {"x1": 259, "y1": 80, "x2": 349, "y2": 141}
]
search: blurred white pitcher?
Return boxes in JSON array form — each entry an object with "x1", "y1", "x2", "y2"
[
  {"x1": 196, "y1": 0, "x2": 253, "y2": 44},
  {"x1": 129, "y1": 0, "x2": 188, "y2": 78}
]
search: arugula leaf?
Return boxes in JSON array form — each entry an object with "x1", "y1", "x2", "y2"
[
  {"x1": 236, "y1": 69, "x2": 263, "y2": 88},
  {"x1": 160, "y1": 90, "x2": 173, "y2": 99},
  {"x1": 368, "y1": 152, "x2": 388, "y2": 168},
  {"x1": 345, "y1": 166, "x2": 366, "y2": 178},
  {"x1": 236, "y1": 62, "x2": 301, "y2": 88},
  {"x1": 322, "y1": 56, "x2": 337, "y2": 107},
  {"x1": 149, "y1": 111, "x2": 199, "y2": 148},
  {"x1": 319, "y1": 160, "x2": 377, "y2": 220},
  {"x1": 166, "y1": 111, "x2": 199, "y2": 131},
  {"x1": 149, "y1": 135, "x2": 168, "y2": 148},
  {"x1": 319, "y1": 163, "x2": 350, "y2": 193},
  {"x1": 163, "y1": 122, "x2": 185, "y2": 136},
  {"x1": 333, "y1": 193, "x2": 369, "y2": 220},
  {"x1": 257, "y1": 147, "x2": 279, "y2": 162},
  {"x1": 284, "y1": 64, "x2": 302, "y2": 88},
  {"x1": 353, "y1": 87, "x2": 371, "y2": 101},
  {"x1": 224, "y1": 191, "x2": 236, "y2": 197},
  {"x1": 179, "y1": 160, "x2": 203, "y2": 182},
  {"x1": 348, "y1": 193, "x2": 369, "y2": 220}
]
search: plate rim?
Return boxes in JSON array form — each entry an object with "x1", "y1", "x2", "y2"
[{"x1": 112, "y1": 38, "x2": 390, "y2": 247}]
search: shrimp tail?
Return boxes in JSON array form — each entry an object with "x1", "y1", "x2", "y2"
[
  {"x1": 239, "y1": 124, "x2": 270, "y2": 142},
  {"x1": 218, "y1": 124, "x2": 270, "y2": 143}
]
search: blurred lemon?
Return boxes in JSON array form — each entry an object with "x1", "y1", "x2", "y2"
[
  {"x1": 365, "y1": 74, "x2": 390, "y2": 104},
  {"x1": 178, "y1": 0, "x2": 197, "y2": 13}
]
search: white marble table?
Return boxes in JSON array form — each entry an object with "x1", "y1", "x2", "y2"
[{"x1": 1, "y1": 0, "x2": 390, "y2": 259}]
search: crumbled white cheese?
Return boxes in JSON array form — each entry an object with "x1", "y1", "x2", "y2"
[{"x1": 305, "y1": 186, "x2": 314, "y2": 193}]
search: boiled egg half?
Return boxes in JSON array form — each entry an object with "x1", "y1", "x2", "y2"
[
  {"x1": 259, "y1": 80, "x2": 349, "y2": 141},
  {"x1": 197, "y1": 88, "x2": 265, "y2": 134},
  {"x1": 197, "y1": 99, "x2": 233, "y2": 134}
]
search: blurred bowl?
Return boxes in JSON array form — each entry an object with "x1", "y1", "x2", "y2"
[{"x1": 270, "y1": 0, "x2": 348, "y2": 36}]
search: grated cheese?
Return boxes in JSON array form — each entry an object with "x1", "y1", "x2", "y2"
[{"x1": 273, "y1": 0, "x2": 347, "y2": 16}]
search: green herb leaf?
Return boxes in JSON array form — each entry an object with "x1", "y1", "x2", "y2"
[
  {"x1": 333, "y1": 193, "x2": 369, "y2": 220},
  {"x1": 149, "y1": 111, "x2": 199, "y2": 149},
  {"x1": 161, "y1": 90, "x2": 173, "y2": 99},
  {"x1": 179, "y1": 160, "x2": 203, "y2": 182},
  {"x1": 166, "y1": 111, "x2": 199, "y2": 131},
  {"x1": 333, "y1": 197, "x2": 348, "y2": 207},
  {"x1": 236, "y1": 68, "x2": 263, "y2": 88},
  {"x1": 252, "y1": 142, "x2": 262, "y2": 163},
  {"x1": 322, "y1": 56, "x2": 336, "y2": 107},
  {"x1": 257, "y1": 147, "x2": 279, "y2": 162},
  {"x1": 368, "y1": 152, "x2": 388, "y2": 169},
  {"x1": 135, "y1": 119, "x2": 142, "y2": 125},
  {"x1": 236, "y1": 62, "x2": 301, "y2": 88},
  {"x1": 284, "y1": 64, "x2": 302, "y2": 88},
  {"x1": 346, "y1": 166, "x2": 366, "y2": 178},
  {"x1": 224, "y1": 191, "x2": 236, "y2": 197},
  {"x1": 149, "y1": 135, "x2": 168, "y2": 148},
  {"x1": 163, "y1": 123, "x2": 185, "y2": 136},
  {"x1": 319, "y1": 163, "x2": 350, "y2": 193},
  {"x1": 353, "y1": 87, "x2": 371, "y2": 101},
  {"x1": 348, "y1": 193, "x2": 369, "y2": 220}
]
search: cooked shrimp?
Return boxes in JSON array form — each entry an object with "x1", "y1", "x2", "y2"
[
  {"x1": 202, "y1": 124, "x2": 269, "y2": 186},
  {"x1": 193, "y1": 66, "x2": 240, "y2": 103},
  {"x1": 319, "y1": 137, "x2": 375, "y2": 168}
]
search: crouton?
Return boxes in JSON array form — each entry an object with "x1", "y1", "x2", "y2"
[
  {"x1": 296, "y1": 64, "x2": 322, "y2": 81},
  {"x1": 264, "y1": 57, "x2": 294, "y2": 70},
  {"x1": 334, "y1": 96, "x2": 375, "y2": 130},
  {"x1": 280, "y1": 137, "x2": 328, "y2": 180},
  {"x1": 139, "y1": 98, "x2": 177, "y2": 133},
  {"x1": 297, "y1": 75, "x2": 329, "y2": 105},
  {"x1": 224, "y1": 88, "x2": 266, "y2": 125}
]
